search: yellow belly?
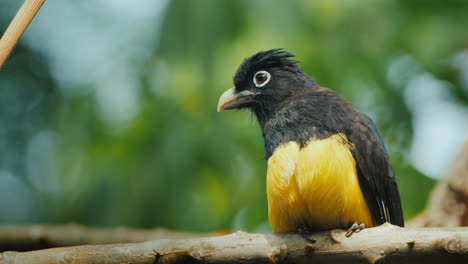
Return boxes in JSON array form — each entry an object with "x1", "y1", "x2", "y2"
[{"x1": 266, "y1": 134, "x2": 373, "y2": 232}]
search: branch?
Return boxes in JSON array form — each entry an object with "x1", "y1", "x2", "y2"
[
  {"x1": 0, "y1": 224, "x2": 467, "y2": 264},
  {"x1": 0, "y1": 0, "x2": 46, "y2": 69},
  {"x1": 0, "y1": 223, "x2": 215, "y2": 252},
  {"x1": 409, "y1": 140, "x2": 468, "y2": 227}
]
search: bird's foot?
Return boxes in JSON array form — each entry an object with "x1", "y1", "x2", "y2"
[
  {"x1": 344, "y1": 222, "x2": 365, "y2": 237},
  {"x1": 298, "y1": 225, "x2": 317, "y2": 244}
]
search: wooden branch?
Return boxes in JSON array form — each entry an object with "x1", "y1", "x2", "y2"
[
  {"x1": 0, "y1": 0, "x2": 46, "y2": 69},
  {"x1": 0, "y1": 223, "x2": 216, "y2": 252},
  {"x1": 0, "y1": 224, "x2": 467, "y2": 264},
  {"x1": 409, "y1": 141, "x2": 468, "y2": 227}
]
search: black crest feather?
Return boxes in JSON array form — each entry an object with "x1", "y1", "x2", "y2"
[{"x1": 233, "y1": 48, "x2": 300, "y2": 88}]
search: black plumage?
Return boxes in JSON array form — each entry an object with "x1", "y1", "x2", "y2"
[{"x1": 220, "y1": 48, "x2": 404, "y2": 227}]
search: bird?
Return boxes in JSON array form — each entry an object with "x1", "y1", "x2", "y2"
[{"x1": 217, "y1": 49, "x2": 404, "y2": 235}]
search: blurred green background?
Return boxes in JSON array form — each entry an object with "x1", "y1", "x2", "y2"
[{"x1": 0, "y1": 0, "x2": 467, "y2": 232}]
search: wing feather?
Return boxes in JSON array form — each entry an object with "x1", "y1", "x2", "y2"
[{"x1": 346, "y1": 111, "x2": 404, "y2": 226}]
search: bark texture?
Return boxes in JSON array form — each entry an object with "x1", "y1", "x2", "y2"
[{"x1": 0, "y1": 224, "x2": 468, "y2": 264}]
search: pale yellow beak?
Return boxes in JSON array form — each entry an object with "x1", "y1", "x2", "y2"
[{"x1": 217, "y1": 87, "x2": 257, "y2": 112}]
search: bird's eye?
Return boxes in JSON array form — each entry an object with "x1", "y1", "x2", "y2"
[{"x1": 253, "y1": 71, "x2": 271, "y2": 87}]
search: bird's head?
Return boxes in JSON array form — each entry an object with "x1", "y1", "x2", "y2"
[{"x1": 217, "y1": 49, "x2": 315, "y2": 115}]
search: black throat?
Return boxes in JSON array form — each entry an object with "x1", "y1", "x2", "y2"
[{"x1": 252, "y1": 89, "x2": 353, "y2": 159}]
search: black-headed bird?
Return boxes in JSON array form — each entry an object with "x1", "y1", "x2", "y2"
[{"x1": 217, "y1": 49, "x2": 404, "y2": 235}]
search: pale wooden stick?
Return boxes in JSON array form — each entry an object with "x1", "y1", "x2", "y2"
[
  {"x1": 0, "y1": 0, "x2": 46, "y2": 69},
  {"x1": 1, "y1": 225, "x2": 468, "y2": 264}
]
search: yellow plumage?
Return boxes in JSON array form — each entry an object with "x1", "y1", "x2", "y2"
[{"x1": 266, "y1": 133, "x2": 373, "y2": 232}]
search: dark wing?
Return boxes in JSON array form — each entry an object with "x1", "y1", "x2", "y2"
[{"x1": 345, "y1": 111, "x2": 404, "y2": 226}]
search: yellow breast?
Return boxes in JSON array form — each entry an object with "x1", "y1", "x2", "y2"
[{"x1": 266, "y1": 133, "x2": 373, "y2": 232}]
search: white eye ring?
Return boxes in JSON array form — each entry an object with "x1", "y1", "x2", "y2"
[{"x1": 253, "y1": 70, "x2": 271, "y2": 87}]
